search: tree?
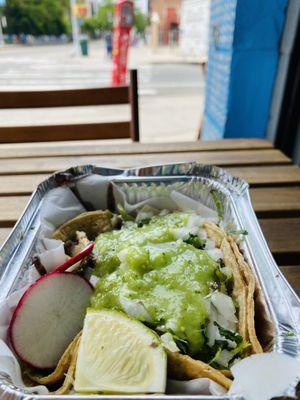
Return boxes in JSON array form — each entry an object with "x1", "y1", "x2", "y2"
[
  {"x1": 134, "y1": 8, "x2": 149, "y2": 35},
  {"x1": 82, "y1": 0, "x2": 114, "y2": 36},
  {"x1": 3, "y1": 0, "x2": 70, "y2": 36},
  {"x1": 81, "y1": 17, "x2": 99, "y2": 36},
  {"x1": 97, "y1": 0, "x2": 114, "y2": 32},
  {"x1": 82, "y1": 1, "x2": 149, "y2": 36}
]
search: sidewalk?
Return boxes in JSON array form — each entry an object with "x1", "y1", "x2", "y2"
[
  {"x1": 0, "y1": 41, "x2": 205, "y2": 66},
  {"x1": 0, "y1": 41, "x2": 204, "y2": 143},
  {"x1": 129, "y1": 44, "x2": 205, "y2": 66}
]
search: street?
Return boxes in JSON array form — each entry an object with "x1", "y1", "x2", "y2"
[{"x1": 0, "y1": 41, "x2": 205, "y2": 142}]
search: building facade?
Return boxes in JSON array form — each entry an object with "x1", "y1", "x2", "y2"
[
  {"x1": 150, "y1": 0, "x2": 182, "y2": 45},
  {"x1": 180, "y1": 0, "x2": 210, "y2": 61}
]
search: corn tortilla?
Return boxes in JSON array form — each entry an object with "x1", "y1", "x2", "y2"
[
  {"x1": 228, "y1": 236, "x2": 263, "y2": 353},
  {"x1": 28, "y1": 332, "x2": 81, "y2": 385},
  {"x1": 203, "y1": 221, "x2": 226, "y2": 247},
  {"x1": 167, "y1": 350, "x2": 232, "y2": 390},
  {"x1": 220, "y1": 237, "x2": 248, "y2": 341},
  {"x1": 204, "y1": 222, "x2": 263, "y2": 353},
  {"x1": 53, "y1": 210, "x2": 113, "y2": 241},
  {"x1": 53, "y1": 333, "x2": 81, "y2": 395}
]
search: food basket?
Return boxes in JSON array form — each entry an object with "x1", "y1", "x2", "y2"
[{"x1": 0, "y1": 163, "x2": 299, "y2": 400}]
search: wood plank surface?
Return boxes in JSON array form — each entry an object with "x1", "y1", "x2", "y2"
[
  {"x1": 250, "y1": 187, "x2": 300, "y2": 217},
  {"x1": 259, "y1": 218, "x2": 300, "y2": 265},
  {"x1": 279, "y1": 266, "x2": 300, "y2": 295},
  {"x1": 0, "y1": 149, "x2": 290, "y2": 175},
  {"x1": 0, "y1": 139, "x2": 273, "y2": 159},
  {"x1": 1, "y1": 167, "x2": 300, "y2": 196},
  {"x1": 0, "y1": 86, "x2": 129, "y2": 108},
  {"x1": 0, "y1": 121, "x2": 131, "y2": 143},
  {"x1": 0, "y1": 228, "x2": 12, "y2": 245},
  {"x1": 0, "y1": 174, "x2": 47, "y2": 195},
  {"x1": 0, "y1": 196, "x2": 29, "y2": 226},
  {"x1": 228, "y1": 165, "x2": 300, "y2": 187}
]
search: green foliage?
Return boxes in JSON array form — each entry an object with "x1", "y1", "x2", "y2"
[
  {"x1": 3, "y1": 0, "x2": 70, "y2": 36},
  {"x1": 82, "y1": 0, "x2": 149, "y2": 36},
  {"x1": 134, "y1": 7, "x2": 149, "y2": 34},
  {"x1": 97, "y1": 0, "x2": 114, "y2": 32},
  {"x1": 81, "y1": 16, "x2": 99, "y2": 36}
]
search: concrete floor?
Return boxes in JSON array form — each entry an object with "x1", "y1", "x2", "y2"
[{"x1": 0, "y1": 41, "x2": 205, "y2": 143}]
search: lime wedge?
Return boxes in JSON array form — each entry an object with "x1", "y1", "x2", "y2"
[{"x1": 74, "y1": 309, "x2": 167, "y2": 393}]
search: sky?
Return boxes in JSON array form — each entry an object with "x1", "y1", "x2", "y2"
[{"x1": 135, "y1": 0, "x2": 148, "y2": 14}]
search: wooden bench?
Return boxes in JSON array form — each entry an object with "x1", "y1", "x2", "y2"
[{"x1": 0, "y1": 69, "x2": 139, "y2": 143}]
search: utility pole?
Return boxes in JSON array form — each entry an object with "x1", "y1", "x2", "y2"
[
  {"x1": 0, "y1": 0, "x2": 5, "y2": 48},
  {"x1": 0, "y1": 19, "x2": 3, "y2": 48},
  {"x1": 70, "y1": 0, "x2": 80, "y2": 56}
]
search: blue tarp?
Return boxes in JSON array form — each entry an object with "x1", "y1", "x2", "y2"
[{"x1": 202, "y1": 0, "x2": 288, "y2": 140}]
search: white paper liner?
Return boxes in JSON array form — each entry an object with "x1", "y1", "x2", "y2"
[
  {"x1": 75, "y1": 175, "x2": 111, "y2": 210},
  {"x1": 0, "y1": 173, "x2": 299, "y2": 398},
  {"x1": 167, "y1": 378, "x2": 227, "y2": 396},
  {"x1": 228, "y1": 353, "x2": 300, "y2": 400},
  {"x1": 0, "y1": 340, "x2": 48, "y2": 395},
  {"x1": 0, "y1": 287, "x2": 50, "y2": 394},
  {"x1": 40, "y1": 186, "x2": 86, "y2": 238}
]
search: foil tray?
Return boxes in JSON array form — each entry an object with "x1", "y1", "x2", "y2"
[{"x1": 0, "y1": 162, "x2": 299, "y2": 400}]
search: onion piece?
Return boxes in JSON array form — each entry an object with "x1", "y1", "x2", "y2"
[
  {"x1": 119, "y1": 296, "x2": 153, "y2": 323},
  {"x1": 53, "y1": 243, "x2": 94, "y2": 273},
  {"x1": 207, "y1": 248, "x2": 223, "y2": 261},
  {"x1": 211, "y1": 292, "x2": 237, "y2": 324},
  {"x1": 160, "y1": 333, "x2": 180, "y2": 352},
  {"x1": 215, "y1": 349, "x2": 233, "y2": 368},
  {"x1": 39, "y1": 239, "x2": 67, "y2": 273}
]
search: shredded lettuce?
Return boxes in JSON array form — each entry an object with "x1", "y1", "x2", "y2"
[
  {"x1": 214, "y1": 322, "x2": 243, "y2": 345},
  {"x1": 228, "y1": 228, "x2": 248, "y2": 236},
  {"x1": 173, "y1": 336, "x2": 189, "y2": 355},
  {"x1": 215, "y1": 267, "x2": 228, "y2": 282},
  {"x1": 210, "y1": 190, "x2": 224, "y2": 222},
  {"x1": 137, "y1": 218, "x2": 151, "y2": 227},
  {"x1": 231, "y1": 341, "x2": 251, "y2": 357},
  {"x1": 209, "y1": 346, "x2": 223, "y2": 365},
  {"x1": 197, "y1": 322, "x2": 250, "y2": 368},
  {"x1": 117, "y1": 204, "x2": 134, "y2": 221},
  {"x1": 285, "y1": 331, "x2": 296, "y2": 337}
]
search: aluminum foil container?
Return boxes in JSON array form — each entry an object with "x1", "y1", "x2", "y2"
[{"x1": 0, "y1": 162, "x2": 299, "y2": 400}]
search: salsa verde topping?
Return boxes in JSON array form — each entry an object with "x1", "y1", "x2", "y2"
[{"x1": 91, "y1": 212, "x2": 247, "y2": 366}]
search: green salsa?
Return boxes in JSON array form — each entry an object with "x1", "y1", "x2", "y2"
[{"x1": 91, "y1": 212, "x2": 222, "y2": 355}]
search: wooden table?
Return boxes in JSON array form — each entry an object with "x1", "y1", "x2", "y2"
[{"x1": 0, "y1": 138, "x2": 299, "y2": 295}]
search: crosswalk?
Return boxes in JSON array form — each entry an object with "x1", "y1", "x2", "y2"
[
  {"x1": 0, "y1": 45, "x2": 204, "y2": 93},
  {"x1": 0, "y1": 43, "x2": 204, "y2": 142}
]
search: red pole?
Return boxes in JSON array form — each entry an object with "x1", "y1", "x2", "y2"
[{"x1": 111, "y1": 0, "x2": 134, "y2": 86}]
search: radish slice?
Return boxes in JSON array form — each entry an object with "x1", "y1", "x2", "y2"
[
  {"x1": 9, "y1": 272, "x2": 93, "y2": 370},
  {"x1": 53, "y1": 242, "x2": 94, "y2": 273}
]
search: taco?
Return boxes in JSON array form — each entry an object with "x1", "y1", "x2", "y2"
[
  {"x1": 89, "y1": 211, "x2": 268, "y2": 386},
  {"x1": 23, "y1": 209, "x2": 272, "y2": 393}
]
